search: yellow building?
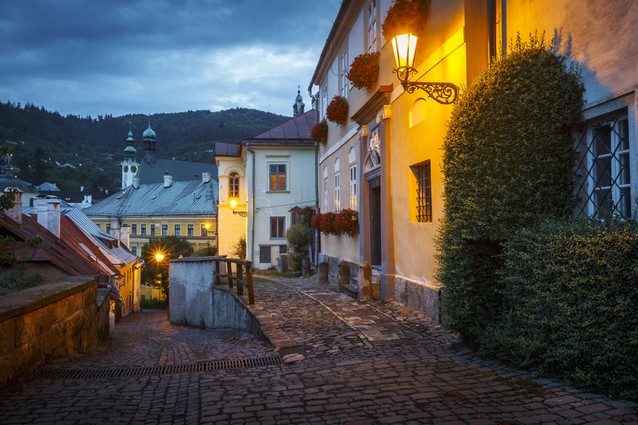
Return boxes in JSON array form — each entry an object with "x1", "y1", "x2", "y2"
[
  {"x1": 84, "y1": 173, "x2": 217, "y2": 256},
  {"x1": 310, "y1": 0, "x2": 638, "y2": 319}
]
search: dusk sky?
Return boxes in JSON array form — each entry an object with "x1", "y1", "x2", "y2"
[{"x1": 0, "y1": 0, "x2": 342, "y2": 118}]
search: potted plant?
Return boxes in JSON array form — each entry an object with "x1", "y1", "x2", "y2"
[
  {"x1": 311, "y1": 119, "x2": 328, "y2": 144},
  {"x1": 346, "y1": 52, "x2": 380, "y2": 91},
  {"x1": 381, "y1": 0, "x2": 431, "y2": 40},
  {"x1": 326, "y1": 96, "x2": 349, "y2": 126}
]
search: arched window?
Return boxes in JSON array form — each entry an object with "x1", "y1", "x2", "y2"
[{"x1": 229, "y1": 172, "x2": 240, "y2": 198}]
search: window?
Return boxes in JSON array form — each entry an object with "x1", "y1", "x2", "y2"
[
  {"x1": 150, "y1": 224, "x2": 155, "y2": 236},
  {"x1": 323, "y1": 167, "x2": 329, "y2": 212},
  {"x1": 350, "y1": 164, "x2": 358, "y2": 209},
  {"x1": 291, "y1": 209, "x2": 304, "y2": 225},
  {"x1": 270, "y1": 216, "x2": 285, "y2": 239},
  {"x1": 269, "y1": 164, "x2": 287, "y2": 191},
  {"x1": 340, "y1": 50, "x2": 349, "y2": 98},
  {"x1": 200, "y1": 223, "x2": 208, "y2": 237},
  {"x1": 131, "y1": 246, "x2": 137, "y2": 256},
  {"x1": 279, "y1": 245, "x2": 288, "y2": 255},
  {"x1": 162, "y1": 224, "x2": 168, "y2": 236},
  {"x1": 411, "y1": 160, "x2": 433, "y2": 223},
  {"x1": 334, "y1": 158, "x2": 341, "y2": 211},
  {"x1": 229, "y1": 172, "x2": 240, "y2": 198},
  {"x1": 140, "y1": 224, "x2": 147, "y2": 235},
  {"x1": 174, "y1": 224, "x2": 181, "y2": 236},
  {"x1": 578, "y1": 114, "x2": 631, "y2": 218},
  {"x1": 131, "y1": 224, "x2": 137, "y2": 235},
  {"x1": 367, "y1": 0, "x2": 377, "y2": 52},
  {"x1": 321, "y1": 86, "x2": 328, "y2": 119},
  {"x1": 259, "y1": 246, "x2": 271, "y2": 263},
  {"x1": 187, "y1": 224, "x2": 194, "y2": 236},
  {"x1": 106, "y1": 223, "x2": 111, "y2": 233}
]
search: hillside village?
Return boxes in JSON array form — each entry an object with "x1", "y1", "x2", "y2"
[{"x1": 1, "y1": 0, "x2": 638, "y2": 420}]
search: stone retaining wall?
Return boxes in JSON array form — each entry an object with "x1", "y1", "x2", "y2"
[{"x1": 0, "y1": 276, "x2": 99, "y2": 388}]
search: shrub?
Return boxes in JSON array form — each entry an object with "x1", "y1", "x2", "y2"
[
  {"x1": 437, "y1": 33, "x2": 584, "y2": 343},
  {"x1": 480, "y1": 219, "x2": 638, "y2": 401}
]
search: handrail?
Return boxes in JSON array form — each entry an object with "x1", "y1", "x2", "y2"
[{"x1": 212, "y1": 257, "x2": 254, "y2": 305}]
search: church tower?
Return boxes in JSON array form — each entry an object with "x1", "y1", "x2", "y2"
[
  {"x1": 293, "y1": 85, "x2": 305, "y2": 117},
  {"x1": 121, "y1": 124, "x2": 140, "y2": 189},
  {"x1": 142, "y1": 121, "x2": 157, "y2": 164}
]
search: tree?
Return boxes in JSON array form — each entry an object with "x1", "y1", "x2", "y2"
[{"x1": 140, "y1": 236, "x2": 194, "y2": 300}]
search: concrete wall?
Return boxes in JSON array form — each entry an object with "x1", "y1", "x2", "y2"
[
  {"x1": 0, "y1": 276, "x2": 98, "y2": 388},
  {"x1": 169, "y1": 257, "x2": 262, "y2": 337}
]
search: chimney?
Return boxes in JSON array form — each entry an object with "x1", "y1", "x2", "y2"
[
  {"x1": 35, "y1": 198, "x2": 61, "y2": 238},
  {"x1": 132, "y1": 178, "x2": 140, "y2": 189},
  {"x1": 163, "y1": 175, "x2": 173, "y2": 188},
  {"x1": 120, "y1": 224, "x2": 130, "y2": 248},
  {"x1": 202, "y1": 172, "x2": 212, "y2": 183},
  {"x1": 4, "y1": 188, "x2": 22, "y2": 224}
]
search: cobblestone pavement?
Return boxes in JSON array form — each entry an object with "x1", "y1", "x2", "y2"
[{"x1": 1, "y1": 275, "x2": 636, "y2": 424}]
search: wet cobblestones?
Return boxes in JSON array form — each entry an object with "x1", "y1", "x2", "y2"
[{"x1": 0, "y1": 275, "x2": 636, "y2": 424}]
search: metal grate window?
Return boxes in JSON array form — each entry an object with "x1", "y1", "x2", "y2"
[
  {"x1": 575, "y1": 114, "x2": 631, "y2": 219},
  {"x1": 411, "y1": 160, "x2": 433, "y2": 223}
]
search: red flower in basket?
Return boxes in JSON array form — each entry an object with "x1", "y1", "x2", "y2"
[
  {"x1": 335, "y1": 209, "x2": 359, "y2": 237},
  {"x1": 347, "y1": 52, "x2": 380, "y2": 91},
  {"x1": 320, "y1": 212, "x2": 337, "y2": 235},
  {"x1": 326, "y1": 96, "x2": 349, "y2": 127},
  {"x1": 382, "y1": 0, "x2": 431, "y2": 40},
  {"x1": 311, "y1": 119, "x2": 328, "y2": 144}
]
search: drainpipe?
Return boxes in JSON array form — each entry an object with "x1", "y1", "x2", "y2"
[
  {"x1": 246, "y1": 144, "x2": 256, "y2": 264},
  {"x1": 308, "y1": 85, "x2": 321, "y2": 266}
]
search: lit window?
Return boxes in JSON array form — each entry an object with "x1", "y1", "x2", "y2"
[
  {"x1": 229, "y1": 172, "x2": 240, "y2": 198},
  {"x1": 577, "y1": 114, "x2": 631, "y2": 218},
  {"x1": 350, "y1": 164, "x2": 358, "y2": 209},
  {"x1": 270, "y1": 217, "x2": 285, "y2": 239},
  {"x1": 269, "y1": 164, "x2": 287, "y2": 191},
  {"x1": 411, "y1": 160, "x2": 433, "y2": 223}
]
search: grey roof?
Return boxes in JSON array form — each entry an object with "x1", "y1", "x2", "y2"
[
  {"x1": 137, "y1": 158, "x2": 217, "y2": 185},
  {"x1": 83, "y1": 178, "x2": 218, "y2": 218},
  {"x1": 245, "y1": 109, "x2": 316, "y2": 146},
  {"x1": 0, "y1": 171, "x2": 38, "y2": 194}
]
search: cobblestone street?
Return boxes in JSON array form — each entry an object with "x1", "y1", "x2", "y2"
[{"x1": 0, "y1": 275, "x2": 636, "y2": 424}]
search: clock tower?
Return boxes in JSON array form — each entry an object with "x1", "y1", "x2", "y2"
[{"x1": 121, "y1": 124, "x2": 140, "y2": 189}]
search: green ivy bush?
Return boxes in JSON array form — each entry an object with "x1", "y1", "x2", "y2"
[
  {"x1": 480, "y1": 219, "x2": 638, "y2": 400},
  {"x1": 437, "y1": 33, "x2": 584, "y2": 342}
]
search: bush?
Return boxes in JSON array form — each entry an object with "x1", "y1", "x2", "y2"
[
  {"x1": 480, "y1": 219, "x2": 638, "y2": 401},
  {"x1": 437, "y1": 33, "x2": 584, "y2": 343},
  {"x1": 231, "y1": 235, "x2": 247, "y2": 259}
]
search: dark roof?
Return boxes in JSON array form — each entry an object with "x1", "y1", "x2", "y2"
[
  {"x1": 84, "y1": 178, "x2": 217, "y2": 218},
  {"x1": 245, "y1": 109, "x2": 317, "y2": 146},
  {"x1": 0, "y1": 213, "x2": 104, "y2": 278},
  {"x1": 137, "y1": 158, "x2": 217, "y2": 185},
  {"x1": 214, "y1": 142, "x2": 241, "y2": 157}
]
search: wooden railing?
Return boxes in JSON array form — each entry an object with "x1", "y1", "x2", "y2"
[{"x1": 213, "y1": 258, "x2": 254, "y2": 305}]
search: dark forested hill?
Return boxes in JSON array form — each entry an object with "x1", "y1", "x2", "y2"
[{"x1": 0, "y1": 102, "x2": 289, "y2": 192}]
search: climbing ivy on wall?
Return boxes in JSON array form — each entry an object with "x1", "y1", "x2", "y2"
[{"x1": 437, "y1": 33, "x2": 584, "y2": 342}]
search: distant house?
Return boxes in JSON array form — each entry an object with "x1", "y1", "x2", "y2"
[
  {"x1": 83, "y1": 173, "x2": 218, "y2": 257},
  {"x1": 215, "y1": 94, "x2": 317, "y2": 269},
  {"x1": 0, "y1": 192, "x2": 141, "y2": 319}
]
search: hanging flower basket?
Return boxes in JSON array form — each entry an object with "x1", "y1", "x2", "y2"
[
  {"x1": 326, "y1": 96, "x2": 349, "y2": 126},
  {"x1": 347, "y1": 52, "x2": 380, "y2": 91},
  {"x1": 382, "y1": 0, "x2": 431, "y2": 40},
  {"x1": 311, "y1": 119, "x2": 328, "y2": 144}
]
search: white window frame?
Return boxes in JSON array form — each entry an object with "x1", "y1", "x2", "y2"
[
  {"x1": 334, "y1": 172, "x2": 341, "y2": 212},
  {"x1": 350, "y1": 163, "x2": 358, "y2": 209},
  {"x1": 367, "y1": 0, "x2": 378, "y2": 53},
  {"x1": 340, "y1": 50, "x2": 349, "y2": 98},
  {"x1": 268, "y1": 163, "x2": 287, "y2": 192}
]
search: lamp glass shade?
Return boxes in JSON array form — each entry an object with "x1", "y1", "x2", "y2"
[
  {"x1": 229, "y1": 198, "x2": 238, "y2": 210},
  {"x1": 155, "y1": 252, "x2": 165, "y2": 262},
  {"x1": 391, "y1": 33, "x2": 418, "y2": 72}
]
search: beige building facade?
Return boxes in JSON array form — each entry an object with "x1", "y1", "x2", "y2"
[{"x1": 310, "y1": 0, "x2": 638, "y2": 319}]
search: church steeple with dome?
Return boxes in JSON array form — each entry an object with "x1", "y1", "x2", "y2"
[
  {"x1": 293, "y1": 85, "x2": 305, "y2": 117},
  {"x1": 142, "y1": 120, "x2": 157, "y2": 164},
  {"x1": 121, "y1": 123, "x2": 140, "y2": 189}
]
